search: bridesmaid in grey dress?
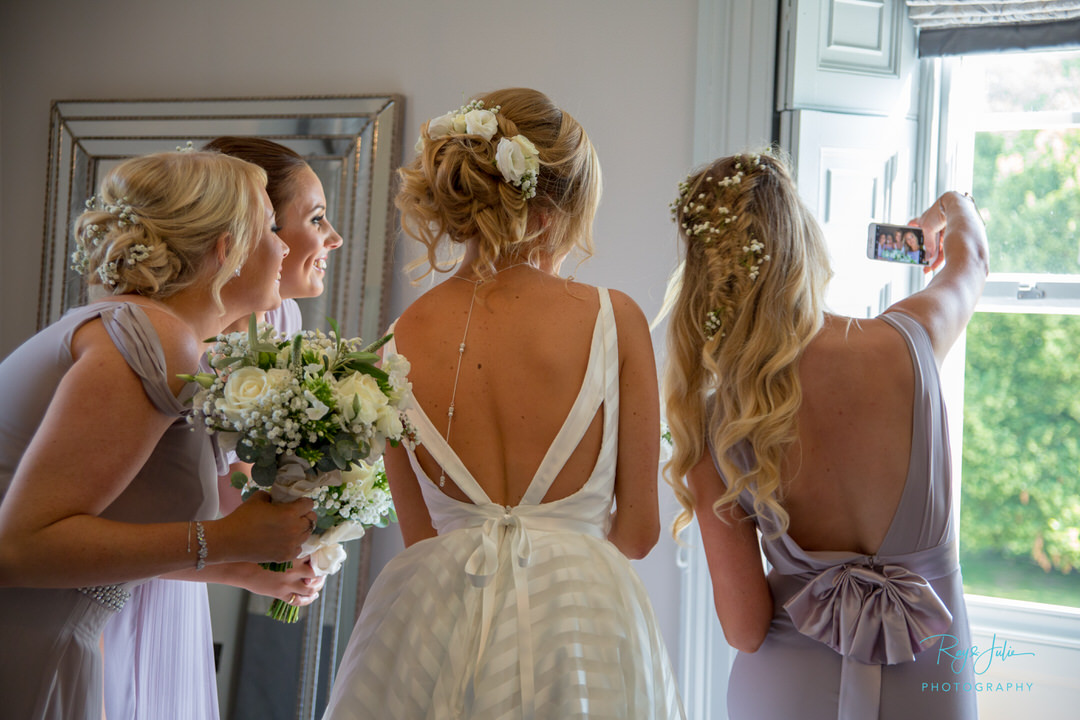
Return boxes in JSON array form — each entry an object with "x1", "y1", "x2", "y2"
[
  {"x1": 661, "y1": 149, "x2": 988, "y2": 719},
  {"x1": 0, "y1": 150, "x2": 319, "y2": 720},
  {"x1": 102, "y1": 137, "x2": 345, "y2": 720}
]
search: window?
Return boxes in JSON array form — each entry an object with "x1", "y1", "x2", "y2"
[{"x1": 945, "y1": 49, "x2": 1080, "y2": 609}]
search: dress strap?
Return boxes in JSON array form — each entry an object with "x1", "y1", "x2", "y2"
[
  {"x1": 99, "y1": 303, "x2": 189, "y2": 417},
  {"x1": 519, "y1": 288, "x2": 614, "y2": 506}
]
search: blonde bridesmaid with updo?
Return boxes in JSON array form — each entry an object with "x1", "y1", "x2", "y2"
[{"x1": 0, "y1": 150, "x2": 319, "y2": 720}]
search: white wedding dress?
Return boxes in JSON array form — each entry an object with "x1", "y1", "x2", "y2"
[{"x1": 321, "y1": 288, "x2": 684, "y2": 719}]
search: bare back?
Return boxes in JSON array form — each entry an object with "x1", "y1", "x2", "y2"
[
  {"x1": 393, "y1": 267, "x2": 605, "y2": 507},
  {"x1": 780, "y1": 314, "x2": 916, "y2": 555}
]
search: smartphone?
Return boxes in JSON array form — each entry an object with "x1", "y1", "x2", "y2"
[{"x1": 867, "y1": 222, "x2": 929, "y2": 266}]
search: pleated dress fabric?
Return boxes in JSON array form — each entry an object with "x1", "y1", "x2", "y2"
[
  {"x1": 102, "y1": 298, "x2": 302, "y2": 720},
  {"x1": 0, "y1": 302, "x2": 220, "y2": 720},
  {"x1": 722, "y1": 312, "x2": 978, "y2": 720},
  {"x1": 321, "y1": 288, "x2": 685, "y2": 720}
]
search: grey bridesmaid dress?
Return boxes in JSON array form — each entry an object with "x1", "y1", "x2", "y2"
[
  {"x1": 718, "y1": 311, "x2": 978, "y2": 720},
  {"x1": 0, "y1": 301, "x2": 219, "y2": 720}
]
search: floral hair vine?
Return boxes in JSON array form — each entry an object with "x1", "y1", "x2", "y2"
[
  {"x1": 71, "y1": 196, "x2": 149, "y2": 285},
  {"x1": 668, "y1": 153, "x2": 772, "y2": 341},
  {"x1": 418, "y1": 99, "x2": 540, "y2": 200}
]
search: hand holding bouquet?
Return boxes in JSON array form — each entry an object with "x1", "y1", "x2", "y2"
[
  {"x1": 237, "y1": 457, "x2": 395, "y2": 621},
  {"x1": 182, "y1": 316, "x2": 414, "y2": 621}
]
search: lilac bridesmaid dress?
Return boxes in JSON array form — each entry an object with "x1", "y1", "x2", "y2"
[
  {"x1": 0, "y1": 302, "x2": 219, "y2": 720},
  {"x1": 719, "y1": 311, "x2": 978, "y2": 720},
  {"x1": 102, "y1": 298, "x2": 302, "y2": 720}
]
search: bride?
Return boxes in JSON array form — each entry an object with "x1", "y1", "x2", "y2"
[{"x1": 321, "y1": 87, "x2": 686, "y2": 719}]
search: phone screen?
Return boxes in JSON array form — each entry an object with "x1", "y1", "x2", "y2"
[{"x1": 867, "y1": 223, "x2": 928, "y2": 266}]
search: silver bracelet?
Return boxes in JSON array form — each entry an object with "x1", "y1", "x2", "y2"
[{"x1": 194, "y1": 520, "x2": 208, "y2": 571}]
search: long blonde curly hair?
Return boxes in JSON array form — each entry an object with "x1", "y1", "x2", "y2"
[
  {"x1": 397, "y1": 87, "x2": 601, "y2": 281},
  {"x1": 661, "y1": 148, "x2": 832, "y2": 537}
]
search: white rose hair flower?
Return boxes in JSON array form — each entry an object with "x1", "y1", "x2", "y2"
[
  {"x1": 495, "y1": 135, "x2": 540, "y2": 199},
  {"x1": 415, "y1": 98, "x2": 541, "y2": 200},
  {"x1": 462, "y1": 108, "x2": 499, "y2": 140}
]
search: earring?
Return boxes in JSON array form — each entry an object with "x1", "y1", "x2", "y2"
[{"x1": 234, "y1": 267, "x2": 241, "y2": 278}]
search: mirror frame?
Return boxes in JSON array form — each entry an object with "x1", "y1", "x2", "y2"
[{"x1": 37, "y1": 95, "x2": 404, "y2": 719}]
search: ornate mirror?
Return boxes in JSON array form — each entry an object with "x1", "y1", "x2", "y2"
[{"x1": 38, "y1": 95, "x2": 404, "y2": 719}]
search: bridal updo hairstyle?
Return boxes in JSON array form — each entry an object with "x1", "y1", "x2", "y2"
[
  {"x1": 397, "y1": 87, "x2": 601, "y2": 279},
  {"x1": 73, "y1": 150, "x2": 267, "y2": 311},
  {"x1": 662, "y1": 147, "x2": 832, "y2": 537}
]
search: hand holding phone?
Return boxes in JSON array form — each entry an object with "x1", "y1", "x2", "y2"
[{"x1": 867, "y1": 222, "x2": 929, "y2": 266}]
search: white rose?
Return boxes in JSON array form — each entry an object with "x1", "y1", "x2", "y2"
[
  {"x1": 376, "y1": 405, "x2": 404, "y2": 440},
  {"x1": 463, "y1": 109, "x2": 498, "y2": 140},
  {"x1": 451, "y1": 113, "x2": 468, "y2": 134},
  {"x1": 495, "y1": 135, "x2": 540, "y2": 184},
  {"x1": 216, "y1": 367, "x2": 273, "y2": 422},
  {"x1": 334, "y1": 373, "x2": 388, "y2": 426},
  {"x1": 427, "y1": 112, "x2": 456, "y2": 139},
  {"x1": 266, "y1": 368, "x2": 293, "y2": 388}
]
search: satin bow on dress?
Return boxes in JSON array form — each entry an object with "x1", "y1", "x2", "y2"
[{"x1": 782, "y1": 541, "x2": 958, "y2": 718}]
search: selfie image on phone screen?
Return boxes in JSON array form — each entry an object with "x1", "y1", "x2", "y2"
[{"x1": 867, "y1": 222, "x2": 928, "y2": 266}]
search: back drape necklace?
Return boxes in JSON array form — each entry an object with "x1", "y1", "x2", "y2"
[{"x1": 438, "y1": 263, "x2": 531, "y2": 487}]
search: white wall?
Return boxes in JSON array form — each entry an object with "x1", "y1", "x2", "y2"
[{"x1": 0, "y1": 0, "x2": 699, "y2": 683}]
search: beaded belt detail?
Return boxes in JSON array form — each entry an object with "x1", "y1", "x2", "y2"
[{"x1": 78, "y1": 584, "x2": 131, "y2": 612}]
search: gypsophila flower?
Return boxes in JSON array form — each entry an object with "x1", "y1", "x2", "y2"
[
  {"x1": 127, "y1": 244, "x2": 152, "y2": 266},
  {"x1": 97, "y1": 260, "x2": 120, "y2": 287},
  {"x1": 704, "y1": 309, "x2": 724, "y2": 341}
]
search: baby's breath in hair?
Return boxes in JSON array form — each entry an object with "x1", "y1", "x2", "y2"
[{"x1": 670, "y1": 153, "x2": 771, "y2": 339}]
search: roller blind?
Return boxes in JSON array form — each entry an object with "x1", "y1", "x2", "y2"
[{"x1": 907, "y1": 1, "x2": 1080, "y2": 56}]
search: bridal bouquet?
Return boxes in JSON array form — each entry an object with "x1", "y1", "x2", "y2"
[
  {"x1": 238, "y1": 457, "x2": 396, "y2": 622},
  {"x1": 182, "y1": 316, "x2": 414, "y2": 622}
]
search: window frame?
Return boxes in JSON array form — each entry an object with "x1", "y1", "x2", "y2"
[{"x1": 934, "y1": 51, "x2": 1080, "y2": 703}]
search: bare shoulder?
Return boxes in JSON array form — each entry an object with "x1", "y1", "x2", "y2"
[
  {"x1": 606, "y1": 287, "x2": 647, "y2": 322},
  {"x1": 605, "y1": 288, "x2": 651, "y2": 346},
  {"x1": 800, "y1": 315, "x2": 910, "y2": 389},
  {"x1": 392, "y1": 284, "x2": 452, "y2": 338},
  {"x1": 135, "y1": 304, "x2": 204, "y2": 379}
]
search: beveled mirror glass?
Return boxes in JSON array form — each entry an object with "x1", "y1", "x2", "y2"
[{"x1": 37, "y1": 95, "x2": 404, "y2": 719}]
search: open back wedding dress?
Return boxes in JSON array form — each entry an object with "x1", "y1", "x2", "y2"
[{"x1": 322, "y1": 288, "x2": 684, "y2": 720}]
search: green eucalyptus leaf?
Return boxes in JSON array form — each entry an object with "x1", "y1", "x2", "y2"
[
  {"x1": 255, "y1": 445, "x2": 278, "y2": 467},
  {"x1": 329, "y1": 445, "x2": 346, "y2": 468},
  {"x1": 235, "y1": 441, "x2": 260, "y2": 464},
  {"x1": 251, "y1": 463, "x2": 276, "y2": 487},
  {"x1": 229, "y1": 471, "x2": 249, "y2": 490}
]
